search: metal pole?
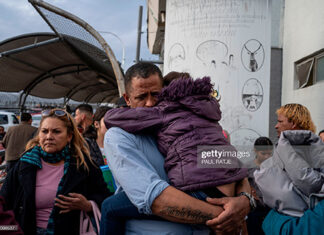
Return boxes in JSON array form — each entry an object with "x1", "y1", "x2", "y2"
[
  {"x1": 135, "y1": 6, "x2": 143, "y2": 63},
  {"x1": 0, "y1": 38, "x2": 60, "y2": 57},
  {"x1": 99, "y1": 31, "x2": 125, "y2": 66}
]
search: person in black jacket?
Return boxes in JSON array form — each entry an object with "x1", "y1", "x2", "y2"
[
  {"x1": 83, "y1": 106, "x2": 112, "y2": 166},
  {"x1": 0, "y1": 108, "x2": 112, "y2": 235}
]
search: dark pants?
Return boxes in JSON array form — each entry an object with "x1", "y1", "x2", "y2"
[
  {"x1": 6, "y1": 160, "x2": 18, "y2": 173},
  {"x1": 100, "y1": 191, "x2": 158, "y2": 235},
  {"x1": 100, "y1": 188, "x2": 225, "y2": 235},
  {"x1": 247, "y1": 205, "x2": 271, "y2": 235}
]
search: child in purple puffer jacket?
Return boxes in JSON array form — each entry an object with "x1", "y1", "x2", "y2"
[{"x1": 103, "y1": 73, "x2": 248, "y2": 234}]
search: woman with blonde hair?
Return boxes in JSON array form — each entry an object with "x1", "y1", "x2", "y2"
[
  {"x1": 255, "y1": 103, "x2": 324, "y2": 224},
  {"x1": 0, "y1": 108, "x2": 112, "y2": 235},
  {"x1": 275, "y1": 103, "x2": 316, "y2": 137}
]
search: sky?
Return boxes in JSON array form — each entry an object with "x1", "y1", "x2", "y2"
[{"x1": 0, "y1": 0, "x2": 158, "y2": 71}]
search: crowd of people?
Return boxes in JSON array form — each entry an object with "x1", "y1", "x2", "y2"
[{"x1": 0, "y1": 61, "x2": 323, "y2": 235}]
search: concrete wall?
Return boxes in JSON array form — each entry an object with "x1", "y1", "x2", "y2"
[
  {"x1": 146, "y1": 0, "x2": 285, "y2": 140},
  {"x1": 268, "y1": 0, "x2": 284, "y2": 141},
  {"x1": 282, "y1": 0, "x2": 324, "y2": 133},
  {"x1": 269, "y1": 48, "x2": 282, "y2": 142},
  {"x1": 271, "y1": 0, "x2": 284, "y2": 48},
  {"x1": 147, "y1": 0, "x2": 166, "y2": 54}
]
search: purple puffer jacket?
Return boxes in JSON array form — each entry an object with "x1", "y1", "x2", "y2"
[{"x1": 105, "y1": 77, "x2": 247, "y2": 191}]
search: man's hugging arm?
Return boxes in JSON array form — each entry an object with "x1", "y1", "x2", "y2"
[
  {"x1": 151, "y1": 178, "x2": 251, "y2": 225},
  {"x1": 152, "y1": 183, "x2": 250, "y2": 234},
  {"x1": 151, "y1": 186, "x2": 223, "y2": 224}
]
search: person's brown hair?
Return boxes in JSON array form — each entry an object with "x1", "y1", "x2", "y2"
[
  {"x1": 276, "y1": 103, "x2": 316, "y2": 133},
  {"x1": 163, "y1": 71, "x2": 191, "y2": 87},
  {"x1": 26, "y1": 109, "x2": 91, "y2": 171}
]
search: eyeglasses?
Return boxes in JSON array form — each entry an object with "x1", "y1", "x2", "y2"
[{"x1": 41, "y1": 109, "x2": 68, "y2": 118}]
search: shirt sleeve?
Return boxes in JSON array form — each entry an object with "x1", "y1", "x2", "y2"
[
  {"x1": 262, "y1": 201, "x2": 324, "y2": 235},
  {"x1": 104, "y1": 127, "x2": 169, "y2": 215}
]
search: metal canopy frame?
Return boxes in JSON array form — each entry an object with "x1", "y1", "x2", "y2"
[
  {"x1": 18, "y1": 64, "x2": 91, "y2": 108},
  {"x1": 0, "y1": 32, "x2": 120, "y2": 111},
  {"x1": 0, "y1": 0, "x2": 126, "y2": 111},
  {"x1": 29, "y1": 0, "x2": 125, "y2": 95}
]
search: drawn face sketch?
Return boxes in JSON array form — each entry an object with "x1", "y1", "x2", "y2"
[
  {"x1": 230, "y1": 128, "x2": 261, "y2": 162},
  {"x1": 220, "y1": 105, "x2": 252, "y2": 131},
  {"x1": 168, "y1": 43, "x2": 185, "y2": 71},
  {"x1": 241, "y1": 39, "x2": 265, "y2": 72},
  {"x1": 230, "y1": 128, "x2": 261, "y2": 147},
  {"x1": 242, "y1": 78, "x2": 263, "y2": 112},
  {"x1": 196, "y1": 40, "x2": 228, "y2": 68}
]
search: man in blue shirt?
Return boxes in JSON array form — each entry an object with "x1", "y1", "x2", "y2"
[{"x1": 102, "y1": 62, "x2": 252, "y2": 234}]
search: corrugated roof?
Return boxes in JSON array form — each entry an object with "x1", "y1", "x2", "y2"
[{"x1": 0, "y1": 32, "x2": 122, "y2": 104}]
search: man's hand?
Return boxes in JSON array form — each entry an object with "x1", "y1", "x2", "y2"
[{"x1": 205, "y1": 196, "x2": 250, "y2": 233}]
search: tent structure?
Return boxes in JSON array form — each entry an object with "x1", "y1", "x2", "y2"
[{"x1": 0, "y1": 0, "x2": 125, "y2": 110}]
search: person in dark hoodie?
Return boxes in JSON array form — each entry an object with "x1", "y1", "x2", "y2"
[{"x1": 102, "y1": 70, "x2": 250, "y2": 234}]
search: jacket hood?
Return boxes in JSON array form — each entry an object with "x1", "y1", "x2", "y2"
[
  {"x1": 280, "y1": 130, "x2": 321, "y2": 145},
  {"x1": 158, "y1": 76, "x2": 221, "y2": 121},
  {"x1": 159, "y1": 76, "x2": 213, "y2": 101}
]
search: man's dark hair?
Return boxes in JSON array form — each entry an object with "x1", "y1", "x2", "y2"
[
  {"x1": 21, "y1": 113, "x2": 32, "y2": 122},
  {"x1": 254, "y1": 137, "x2": 273, "y2": 151},
  {"x1": 124, "y1": 62, "x2": 163, "y2": 94},
  {"x1": 83, "y1": 106, "x2": 112, "y2": 140},
  {"x1": 319, "y1": 130, "x2": 324, "y2": 135},
  {"x1": 93, "y1": 106, "x2": 112, "y2": 122},
  {"x1": 75, "y1": 104, "x2": 93, "y2": 114}
]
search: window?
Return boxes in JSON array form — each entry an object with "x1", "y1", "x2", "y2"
[
  {"x1": 12, "y1": 115, "x2": 19, "y2": 124},
  {"x1": 295, "y1": 49, "x2": 324, "y2": 89},
  {"x1": 315, "y1": 55, "x2": 324, "y2": 82},
  {"x1": 0, "y1": 115, "x2": 8, "y2": 124}
]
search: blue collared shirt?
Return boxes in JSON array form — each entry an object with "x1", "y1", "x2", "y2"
[{"x1": 104, "y1": 127, "x2": 209, "y2": 234}]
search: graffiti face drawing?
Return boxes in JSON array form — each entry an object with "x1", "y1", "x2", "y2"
[
  {"x1": 168, "y1": 43, "x2": 185, "y2": 71},
  {"x1": 196, "y1": 40, "x2": 228, "y2": 68},
  {"x1": 230, "y1": 128, "x2": 261, "y2": 147}
]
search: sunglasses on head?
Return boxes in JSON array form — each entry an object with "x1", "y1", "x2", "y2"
[{"x1": 41, "y1": 109, "x2": 68, "y2": 118}]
